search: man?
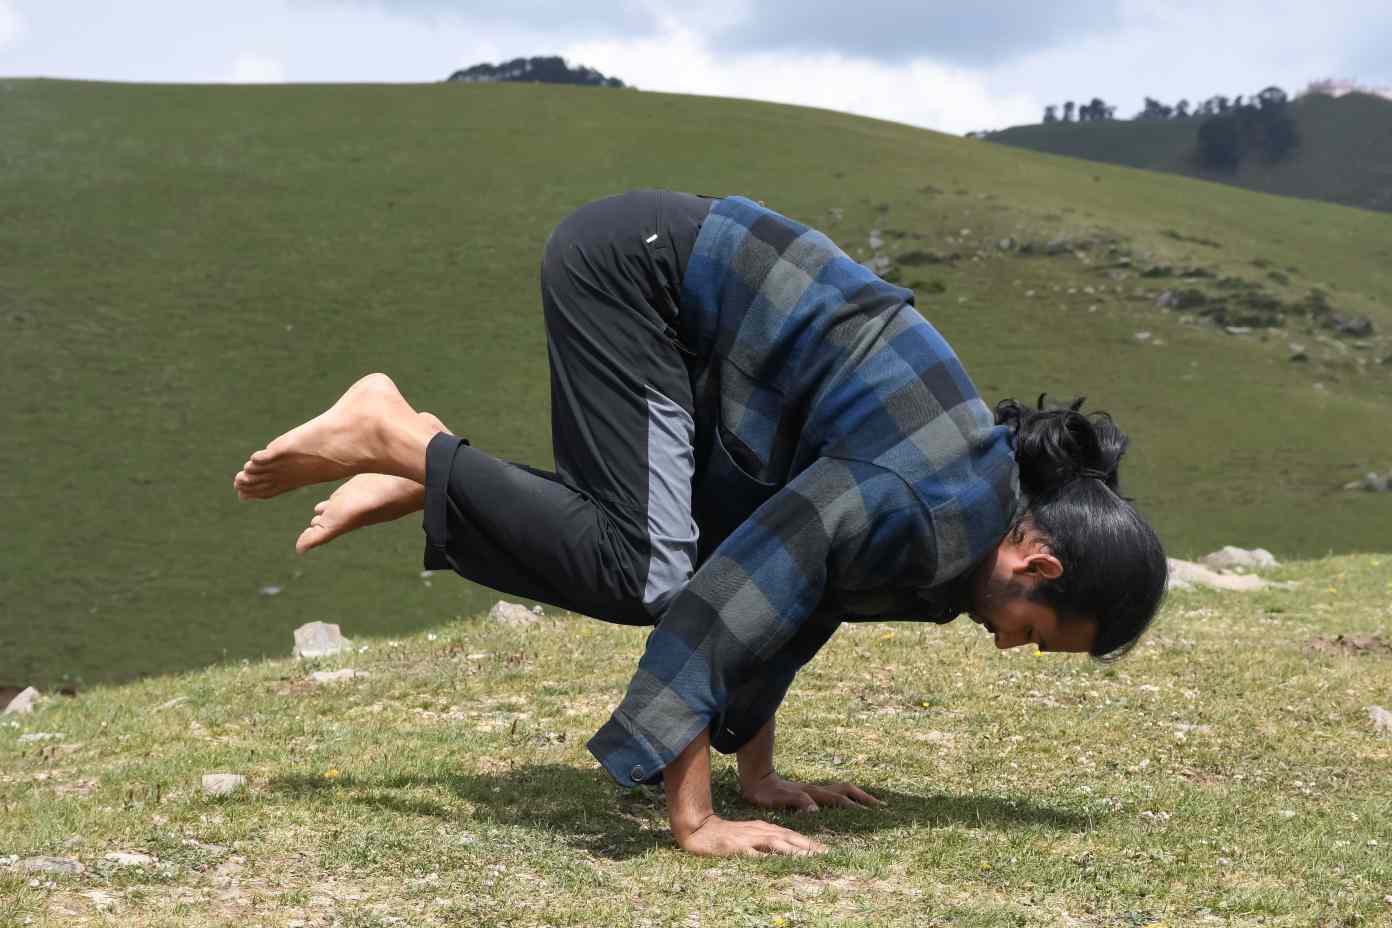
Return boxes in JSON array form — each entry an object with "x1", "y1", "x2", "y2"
[{"x1": 234, "y1": 189, "x2": 1167, "y2": 857}]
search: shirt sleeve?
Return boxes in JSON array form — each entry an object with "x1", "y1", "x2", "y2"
[{"x1": 587, "y1": 456, "x2": 933, "y2": 787}]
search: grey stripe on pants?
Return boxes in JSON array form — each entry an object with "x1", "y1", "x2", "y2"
[{"x1": 422, "y1": 189, "x2": 714, "y2": 625}]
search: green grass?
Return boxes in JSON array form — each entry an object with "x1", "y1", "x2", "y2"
[
  {"x1": 2, "y1": 557, "x2": 1390, "y2": 926},
  {"x1": 986, "y1": 92, "x2": 1392, "y2": 214},
  {"x1": 2, "y1": 78, "x2": 1391, "y2": 689}
]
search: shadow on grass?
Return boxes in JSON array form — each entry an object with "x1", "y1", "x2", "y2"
[{"x1": 266, "y1": 764, "x2": 1090, "y2": 860}]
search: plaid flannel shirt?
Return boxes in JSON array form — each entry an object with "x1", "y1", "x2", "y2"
[{"x1": 587, "y1": 196, "x2": 1020, "y2": 787}]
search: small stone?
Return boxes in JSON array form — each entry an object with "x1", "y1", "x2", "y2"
[
  {"x1": 83, "y1": 890, "x2": 119, "y2": 910},
  {"x1": 1134, "y1": 331, "x2": 1153, "y2": 342},
  {"x1": 18, "y1": 856, "x2": 84, "y2": 875},
  {"x1": 1360, "y1": 472, "x2": 1390, "y2": 493},
  {"x1": 293, "y1": 621, "x2": 352, "y2": 658},
  {"x1": 258, "y1": 585, "x2": 282, "y2": 597},
  {"x1": 860, "y1": 254, "x2": 893, "y2": 276},
  {"x1": 154, "y1": 696, "x2": 188, "y2": 711},
  {"x1": 531, "y1": 605, "x2": 545, "y2": 615},
  {"x1": 105, "y1": 851, "x2": 155, "y2": 867},
  {"x1": 4, "y1": 686, "x2": 39, "y2": 715},
  {"x1": 1166, "y1": 558, "x2": 1283, "y2": 592},
  {"x1": 17, "y1": 731, "x2": 63, "y2": 743},
  {"x1": 867, "y1": 231, "x2": 884, "y2": 250},
  {"x1": 1225, "y1": 326, "x2": 1252, "y2": 336},
  {"x1": 996, "y1": 237, "x2": 1015, "y2": 251},
  {"x1": 309, "y1": 669, "x2": 367, "y2": 684},
  {"x1": 1200, "y1": 546, "x2": 1279, "y2": 571},
  {"x1": 201, "y1": 773, "x2": 247, "y2": 797},
  {"x1": 488, "y1": 601, "x2": 540, "y2": 627},
  {"x1": 1369, "y1": 705, "x2": 1392, "y2": 736}
]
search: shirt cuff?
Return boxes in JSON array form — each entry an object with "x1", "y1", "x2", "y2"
[{"x1": 587, "y1": 712, "x2": 669, "y2": 788}]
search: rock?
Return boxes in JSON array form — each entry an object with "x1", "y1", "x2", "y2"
[
  {"x1": 1134, "y1": 331, "x2": 1153, "y2": 342},
  {"x1": 258, "y1": 585, "x2": 282, "y2": 596},
  {"x1": 105, "y1": 851, "x2": 155, "y2": 867},
  {"x1": 488, "y1": 601, "x2": 540, "y2": 627},
  {"x1": 201, "y1": 773, "x2": 247, "y2": 797},
  {"x1": 867, "y1": 231, "x2": 884, "y2": 250},
  {"x1": 1330, "y1": 314, "x2": 1374, "y2": 338},
  {"x1": 309, "y1": 668, "x2": 367, "y2": 684},
  {"x1": 1358, "y1": 472, "x2": 1390, "y2": 493},
  {"x1": 18, "y1": 856, "x2": 84, "y2": 875},
  {"x1": 17, "y1": 732, "x2": 63, "y2": 743},
  {"x1": 4, "y1": 686, "x2": 39, "y2": 714},
  {"x1": 1166, "y1": 558, "x2": 1289, "y2": 592},
  {"x1": 293, "y1": 621, "x2": 352, "y2": 658},
  {"x1": 1369, "y1": 706, "x2": 1392, "y2": 735},
  {"x1": 996, "y1": 237, "x2": 1015, "y2": 251},
  {"x1": 860, "y1": 254, "x2": 893, "y2": 276},
  {"x1": 1200, "y1": 546, "x2": 1279, "y2": 571},
  {"x1": 83, "y1": 890, "x2": 119, "y2": 910},
  {"x1": 1225, "y1": 325, "x2": 1252, "y2": 336}
]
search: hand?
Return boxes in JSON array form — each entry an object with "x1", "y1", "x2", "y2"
[
  {"x1": 675, "y1": 814, "x2": 827, "y2": 857},
  {"x1": 741, "y1": 773, "x2": 886, "y2": 813}
]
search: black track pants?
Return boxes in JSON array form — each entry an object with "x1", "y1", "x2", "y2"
[{"x1": 422, "y1": 189, "x2": 714, "y2": 626}]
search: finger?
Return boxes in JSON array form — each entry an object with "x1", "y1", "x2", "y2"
[
  {"x1": 806, "y1": 786, "x2": 857, "y2": 807},
  {"x1": 847, "y1": 786, "x2": 885, "y2": 806},
  {"x1": 772, "y1": 826, "x2": 825, "y2": 853},
  {"x1": 770, "y1": 839, "x2": 815, "y2": 856},
  {"x1": 740, "y1": 846, "x2": 769, "y2": 858},
  {"x1": 314, "y1": 500, "x2": 329, "y2": 514}
]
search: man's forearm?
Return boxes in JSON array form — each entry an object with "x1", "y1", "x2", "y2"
[
  {"x1": 663, "y1": 726, "x2": 715, "y2": 841},
  {"x1": 736, "y1": 716, "x2": 776, "y2": 790}
]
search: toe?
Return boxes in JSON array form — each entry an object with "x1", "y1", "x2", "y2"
[{"x1": 295, "y1": 526, "x2": 323, "y2": 554}]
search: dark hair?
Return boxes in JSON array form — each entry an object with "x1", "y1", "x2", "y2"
[{"x1": 995, "y1": 394, "x2": 1168, "y2": 660}]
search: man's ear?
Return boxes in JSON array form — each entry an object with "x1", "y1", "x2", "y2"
[{"x1": 1024, "y1": 553, "x2": 1063, "y2": 581}]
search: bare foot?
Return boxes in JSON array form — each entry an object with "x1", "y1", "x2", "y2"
[
  {"x1": 295, "y1": 413, "x2": 448, "y2": 553},
  {"x1": 233, "y1": 373, "x2": 431, "y2": 500}
]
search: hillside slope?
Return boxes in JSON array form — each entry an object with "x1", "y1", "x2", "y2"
[
  {"x1": 1, "y1": 556, "x2": 1389, "y2": 925},
  {"x1": 986, "y1": 92, "x2": 1392, "y2": 213},
  {"x1": 1, "y1": 79, "x2": 1390, "y2": 687}
]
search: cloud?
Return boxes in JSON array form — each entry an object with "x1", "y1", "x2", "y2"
[
  {"x1": 562, "y1": 26, "x2": 1039, "y2": 135},
  {"x1": 0, "y1": 0, "x2": 26, "y2": 49},
  {"x1": 228, "y1": 52, "x2": 287, "y2": 83},
  {"x1": 714, "y1": 0, "x2": 1125, "y2": 68},
  {"x1": 297, "y1": 0, "x2": 659, "y2": 40}
]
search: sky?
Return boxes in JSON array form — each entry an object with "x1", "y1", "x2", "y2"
[{"x1": 1, "y1": 0, "x2": 1388, "y2": 134}]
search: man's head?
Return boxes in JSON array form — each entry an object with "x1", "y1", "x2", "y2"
[
  {"x1": 967, "y1": 520, "x2": 1095, "y2": 652},
  {"x1": 976, "y1": 396, "x2": 1169, "y2": 659}
]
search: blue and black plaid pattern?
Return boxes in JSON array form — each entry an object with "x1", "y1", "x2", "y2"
[{"x1": 588, "y1": 197, "x2": 1021, "y2": 787}]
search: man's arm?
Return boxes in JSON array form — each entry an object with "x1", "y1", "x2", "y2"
[
  {"x1": 587, "y1": 458, "x2": 930, "y2": 853},
  {"x1": 664, "y1": 725, "x2": 824, "y2": 857},
  {"x1": 735, "y1": 714, "x2": 886, "y2": 812}
]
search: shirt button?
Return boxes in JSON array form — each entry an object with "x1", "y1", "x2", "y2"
[{"x1": 630, "y1": 765, "x2": 644, "y2": 781}]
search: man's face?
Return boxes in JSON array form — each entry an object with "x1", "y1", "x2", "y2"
[{"x1": 967, "y1": 529, "x2": 1098, "y2": 654}]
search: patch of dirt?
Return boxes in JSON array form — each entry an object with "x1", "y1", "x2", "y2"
[{"x1": 1306, "y1": 634, "x2": 1392, "y2": 657}]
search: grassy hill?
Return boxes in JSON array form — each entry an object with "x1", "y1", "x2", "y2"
[
  {"x1": 2, "y1": 78, "x2": 1391, "y2": 689},
  {"x1": 2, "y1": 557, "x2": 1389, "y2": 925},
  {"x1": 986, "y1": 92, "x2": 1392, "y2": 213}
]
